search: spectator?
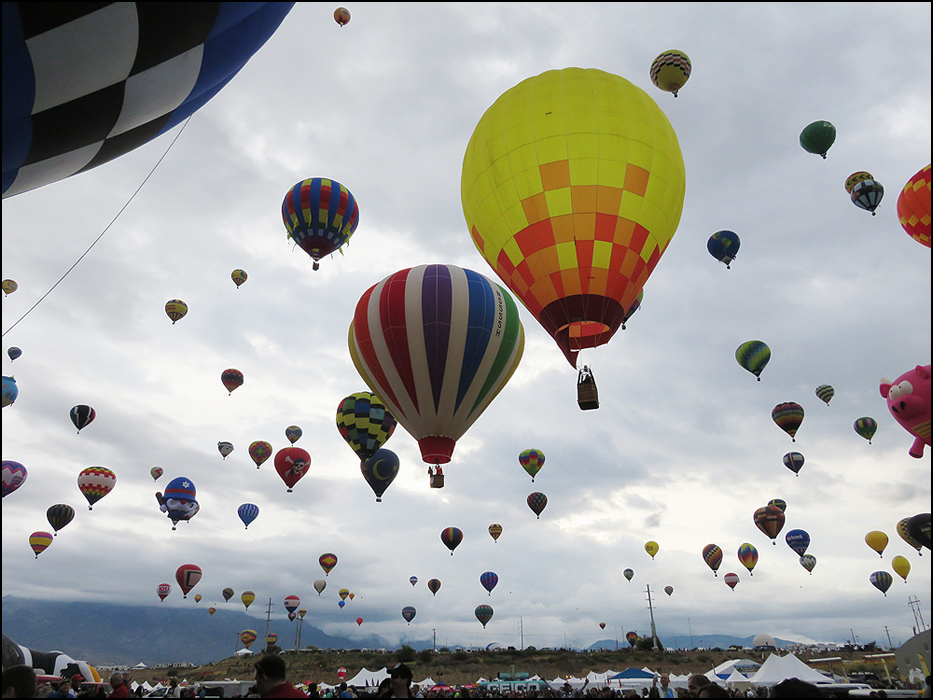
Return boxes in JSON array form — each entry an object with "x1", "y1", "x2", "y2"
[
  {"x1": 253, "y1": 655, "x2": 307, "y2": 698},
  {"x1": 769, "y1": 678, "x2": 822, "y2": 698},
  {"x1": 696, "y1": 684, "x2": 730, "y2": 699},
  {"x1": 108, "y1": 673, "x2": 130, "y2": 699},
  {"x1": 686, "y1": 675, "x2": 711, "y2": 698},
  {"x1": 388, "y1": 663, "x2": 414, "y2": 698},
  {"x1": 3, "y1": 664, "x2": 38, "y2": 698}
]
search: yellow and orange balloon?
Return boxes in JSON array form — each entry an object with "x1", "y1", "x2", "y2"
[
  {"x1": 462, "y1": 68, "x2": 686, "y2": 368},
  {"x1": 897, "y1": 164, "x2": 931, "y2": 247}
]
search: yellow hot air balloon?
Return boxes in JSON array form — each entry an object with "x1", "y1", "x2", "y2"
[
  {"x1": 892, "y1": 555, "x2": 911, "y2": 582},
  {"x1": 865, "y1": 530, "x2": 888, "y2": 558},
  {"x1": 462, "y1": 68, "x2": 686, "y2": 370},
  {"x1": 645, "y1": 541, "x2": 659, "y2": 560}
]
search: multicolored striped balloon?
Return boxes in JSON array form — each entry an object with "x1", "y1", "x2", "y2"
[
  {"x1": 350, "y1": 264, "x2": 524, "y2": 466},
  {"x1": 488, "y1": 523, "x2": 503, "y2": 542},
  {"x1": 29, "y1": 531, "x2": 53, "y2": 558},
  {"x1": 869, "y1": 571, "x2": 893, "y2": 596},
  {"x1": 815, "y1": 384, "x2": 835, "y2": 405},
  {"x1": 703, "y1": 544, "x2": 723, "y2": 576},
  {"x1": 440, "y1": 527, "x2": 463, "y2": 555},
  {"x1": 77, "y1": 466, "x2": 116, "y2": 510},
  {"x1": 519, "y1": 448, "x2": 545, "y2": 482},
  {"x1": 754, "y1": 505, "x2": 786, "y2": 544},
  {"x1": 336, "y1": 392, "x2": 397, "y2": 460},
  {"x1": 738, "y1": 543, "x2": 758, "y2": 575},
  {"x1": 854, "y1": 417, "x2": 878, "y2": 444},
  {"x1": 735, "y1": 341, "x2": 771, "y2": 380},
  {"x1": 282, "y1": 178, "x2": 359, "y2": 270},
  {"x1": 480, "y1": 571, "x2": 498, "y2": 595},
  {"x1": 772, "y1": 402, "x2": 804, "y2": 441},
  {"x1": 527, "y1": 492, "x2": 548, "y2": 519},
  {"x1": 46, "y1": 504, "x2": 75, "y2": 535}
]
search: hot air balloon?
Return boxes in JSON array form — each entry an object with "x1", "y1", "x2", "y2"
[
  {"x1": 299, "y1": 608, "x2": 307, "y2": 619},
  {"x1": 599, "y1": 622, "x2": 606, "y2": 630},
  {"x1": 360, "y1": 449, "x2": 399, "y2": 502},
  {"x1": 480, "y1": 571, "x2": 499, "y2": 596},
  {"x1": 892, "y1": 555, "x2": 911, "y2": 583},
  {"x1": 314, "y1": 580, "x2": 326, "y2": 595},
  {"x1": 70, "y1": 405, "x2": 96, "y2": 433},
  {"x1": 626, "y1": 632, "x2": 638, "y2": 647},
  {"x1": 237, "y1": 503, "x2": 259, "y2": 529},
  {"x1": 854, "y1": 417, "x2": 878, "y2": 444},
  {"x1": 664, "y1": 586, "x2": 674, "y2": 597},
  {"x1": 519, "y1": 449, "x2": 545, "y2": 482},
  {"x1": 851, "y1": 178, "x2": 884, "y2": 215},
  {"x1": 156, "y1": 477, "x2": 198, "y2": 530},
  {"x1": 320, "y1": 553, "x2": 338, "y2": 576},
  {"x1": 620, "y1": 290, "x2": 643, "y2": 330},
  {"x1": 846, "y1": 171, "x2": 874, "y2": 194},
  {"x1": 336, "y1": 392, "x2": 397, "y2": 460},
  {"x1": 772, "y1": 402, "x2": 804, "y2": 441},
  {"x1": 46, "y1": 504, "x2": 75, "y2": 535},
  {"x1": 241, "y1": 591, "x2": 255, "y2": 609},
  {"x1": 284, "y1": 595, "x2": 300, "y2": 614},
  {"x1": 869, "y1": 571, "x2": 893, "y2": 596},
  {"x1": 645, "y1": 541, "x2": 659, "y2": 560},
  {"x1": 799, "y1": 120, "x2": 836, "y2": 158},
  {"x1": 349, "y1": 264, "x2": 524, "y2": 470},
  {"x1": 896, "y1": 517, "x2": 924, "y2": 555},
  {"x1": 707, "y1": 231, "x2": 740, "y2": 269},
  {"x1": 7, "y1": 347, "x2": 22, "y2": 362},
  {"x1": 1, "y1": 4, "x2": 294, "y2": 199},
  {"x1": 285, "y1": 426, "x2": 302, "y2": 445},
  {"x1": 623, "y1": 568, "x2": 634, "y2": 582},
  {"x1": 150, "y1": 466, "x2": 164, "y2": 481},
  {"x1": 231, "y1": 270, "x2": 248, "y2": 288},
  {"x1": 815, "y1": 385, "x2": 834, "y2": 405},
  {"x1": 738, "y1": 543, "x2": 758, "y2": 576},
  {"x1": 703, "y1": 544, "x2": 723, "y2": 577},
  {"x1": 785, "y1": 529, "x2": 810, "y2": 557},
  {"x1": 282, "y1": 178, "x2": 359, "y2": 271},
  {"x1": 165, "y1": 300, "x2": 188, "y2": 324},
  {"x1": 735, "y1": 341, "x2": 770, "y2": 381},
  {"x1": 488, "y1": 524, "x2": 503, "y2": 542},
  {"x1": 248, "y1": 441, "x2": 273, "y2": 468},
  {"x1": 223, "y1": 587, "x2": 234, "y2": 602},
  {"x1": 428, "y1": 579, "x2": 441, "y2": 596},
  {"x1": 754, "y1": 505, "x2": 786, "y2": 544},
  {"x1": 208, "y1": 607, "x2": 216, "y2": 616},
  {"x1": 799, "y1": 554, "x2": 816, "y2": 574},
  {"x1": 264, "y1": 633, "x2": 277, "y2": 648},
  {"x1": 865, "y1": 531, "x2": 888, "y2": 558},
  {"x1": 29, "y1": 531, "x2": 53, "y2": 558},
  {"x1": 881, "y1": 365, "x2": 932, "y2": 459},
  {"x1": 441, "y1": 527, "x2": 463, "y2": 555},
  {"x1": 649, "y1": 50, "x2": 691, "y2": 97},
  {"x1": 273, "y1": 446, "x2": 311, "y2": 492},
  {"x1": 409, "y1": 577, "x2": 418, "y2": 587},
  {"x1": 2, "y1": 460, "x2": 27, "y2": 497},
  {"x1": 1, "y1": 376, "x2": 18, "y2": 407},
  {"x1": 401, "y1": 606, "x2": 416, "y2": 624},
  {"x1": 527, "y1": 492, "x2": 548, "y2": 519},
  {"x1": 77, "y1": 466, "x2": 116, "y2": 510},
  {"x1": 218, "y1": 441, "x2": 234, "y2": 459},
  {"x1": 907, "y1": 513, "x2": 931, "y2": 551},
  {"x1": 475, "y1": 605, "x2": 494, "y2": 629},
  {"x1": 240, "y1": 630, "x2": 258, "y2": 649},
  {"x1": 356, "y1": 617, "x2": 363, "y2": 626},
  {"x1": 769, "y1": 498, "x2": 787, "y2": 512},
  {"x1": 221, "y1": 369, "x2": 244, "y2": 395},
  {"x1": 723, "y1": 572, "x2": 740, "y2": 590},
  {"x1": 1, "y1": 280, "x2": 17, "y2": 295},
  {"x1": 334, "y1": 7, "x2": 350, "y2": 25},
  {"x1": 782, "y1": 452, "x2": 805, "y2": 476},
  {"x1": 897, "y1": 164, "x2": 931, "y2": 247},
  {"x1": 156, "y1": 584, "x2": 171, "y2": 602},
  {"x1": 175, "y1": 564, "x2": 202, "y2": 598},
  {"x1": 461, "y1": 68, "x2": 685, "y2": 375}
]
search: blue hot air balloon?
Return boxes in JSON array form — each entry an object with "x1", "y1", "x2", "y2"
[
  {"x1": 707, "y1": 230, "x2": 740, "y2": 269},
  {"x1": 785, "y1": 528, "x2": 810, "y2": 557},
  {"x1": 238, "y1": 503, "x2": 259, "y2": 529},
  {"x1": 480, "y1": 571, "x2": 499, "y2": 596}
]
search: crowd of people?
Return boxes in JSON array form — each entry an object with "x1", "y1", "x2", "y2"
[{"x1": 5, "y1": 660, "x2": 931, "y2": 699}]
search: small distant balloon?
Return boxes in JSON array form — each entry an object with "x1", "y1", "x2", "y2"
[
  {"x1": 480, "y1": 571, "x2": 499, "y2": 596},
  {"x1": 222, "y1": 587, "x2": 234, "y2": 602},
  {"x1": 854, "y1": 417, "x2": 878, "y2": 444},
  {"x1": 865, "y1": 530, "x2": 888, "y2": 557},
  {"x1": 626, "y1": 632, "x2": 638, "y2": 647},
  {"x1": 851, "y1": 178, "x2": 884, "y2": 215},
  {"x1": 334, "y1": 7, "x2": 350, "y2": 26},
  {"x1": 241, "y1": 591, "x2": 256, "y2": 609},
  {"x1": 772, "y1": 402, "x2": 804, "y2": 441},
  {"x1": 488, "y1": 523, "x2": 503, "y2": 542},
  {"x1": 248, "y1": 441, "x2": 273, "y2": 468},
  {"x1": 519, "y1": 449, "x2": 545, "y2": 482},
  {"x1": 1, "y1": 280, "x2": 18, "y2": 296},
  {"x1": 284, "y1": 595, "x2": 300, "y2": 613},
  {"x1": 736, "y1": 341, "x2": 770, "y2": 380},
  {"x1": 150, "y1": 466, "x2": 164, "y2": 481},
  {"x1": 218, "y1": 441, "x2": 234, "y2": 459},
  {"x1": 724, "y1": 572, "x2": 740, "y2": 590},
  {"x1": 409, "y1": 576, "x2": 418, "y2": 587},
  {"x1": 165, "y1": 299, "x2": 188, "y2": 324},
  {"x1": 7, "y1": 347, "x2": 22, "y2": 362},
  {"x1": 237, "y1": 503, "x2": 259, "y2": 529},
  {"x1": 221, "y1": 369, "x2": 244, "y2": 395},
  {"x1": 208, "y1": 607, "x2": 216, "y2": 616},
  {"x1": 645, "y1": 541, "x2": 659, "y2": 560},
  {"x1": 892, "y1": 555, "x2": 911, "y2": 583},
  {"x1": 175, "y1": 563, "x2": 202, "y2": 598},
  {"x1": 799, "y1": 554, "x2": 817, "y2": 574},
  {"x1": 29, "y1": 531, "x2": 53, "y2": 558},
  {"x1": 356, "y1": 617, "x2": 363, "y2": 626},
  {"x1": 314, "y1": 580, "x2": 326, "y2": 596},
  {"x1": 703, "y1": 544, "x2": 723, "y2": 577},
  {"x1": 427, "y1": 579, "x2": 441, "y2": 596},
  {"x1": 799, "y1": 120, "x2": 836, "y2": 158},
  {"x1": 70, "y1": 405, "x2": 96, "y2": 433},
  {"x1": 157, "y1": 583, "x2": 171, "y2": 602},
  {"x1": 320, "y1": 553, "x2": 338, "y2": 575},
  {"x1": 623, "y1": 568, "x2": 634, "y2": 582},
  {"x1": 401, "y1": 606, "x2": 416, "y2": 624},
  {"x1": 664, "y1": 586, "x2": 674, "y2": 597},
  {"x1": 649, "y1": 49, "x2": 691, "y2": 97},
  {"x1": 264, "y1": 633, "x2": 277, "y2": 647},
  {"x1": 285, "y1": 425, "x2": 303, "y2": 444},
  {"x1": 77, "y1": 466, "x2": 116, "y2": 510},
  {"x1": 707, "y1": 230, "x2": 740, "y2": 269},
  {"x1": 782, "y1": 452, "x2": 804, "y2": 476},
  {"x1": 815, "y1": 385, "x2": 834, "y2": 405},
  {"x1": 869, "y1": 571, "x2": 893, "y2": 596},
  {"x1": 240, "y1": 630, "x2": 257, "y2": 649},
  {"x1": 194, "y1": 594, "x2": 202, "y2": 603},
  {"x1": 738, "y1": 543, "x2": 758, "y2": 575},
  {"x1": 785, "y1": 529, "x2": 810, "y2": 557},
  {"x1": 231, "y1": 270, "x2": 248, "y2": 288},
  {"x1": 1, "y1": 376, "x2": 17, "y2": 407},
  {"x1": 527, "y1": 492, "x2": 548, "y2": 519},
  {"x1": 2, "y1": 460, "x2": 27, "y2": 497},
  {"x1": 441, "y1": 527, "x2": 463, "y2": 555},
  {"x1": 599, "y1": 622, "x2": 606, "y2": 630},
  {"x1": 46, "y1": 504, "x2": 75, "y2": 535},
  {"x1": 475, "y1": 604, "x2": 494, "y2": 628}
]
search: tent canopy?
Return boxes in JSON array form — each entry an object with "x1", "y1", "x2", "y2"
[
  {"x1": 609, "y1": 668, "x2": 656, "y2": 680},
  {"x1": 748, "y1": 653, "x2": 832, "y2": 686}
]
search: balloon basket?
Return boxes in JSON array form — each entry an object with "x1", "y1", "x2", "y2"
[
  {"x1": 430, "y1": 473, "x2": 445, "y2": 489},
  {"x1": 577, "y1": 367, "x2": 599, "y2": 410}
]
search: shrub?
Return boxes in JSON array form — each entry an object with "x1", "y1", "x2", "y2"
[{"x1": 397, "y1": 645, "x2": 416, "y2": 662}]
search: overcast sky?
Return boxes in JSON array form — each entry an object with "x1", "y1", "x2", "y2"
[{"x1": 2, "y1": 3, "x2": 931, "y2": 654}]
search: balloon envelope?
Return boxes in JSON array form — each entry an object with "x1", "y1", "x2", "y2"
[
  {"x1": 782, "y1": 452, "x2": 805, "y2": 476},
  {"x1": 274, "y1": 447, "x2": 311, "y2": 492},
  {"x1": 623, "y1": 568, "x2": 634, "y2": 582},
  {"x1": 851, "y1": 179, "x2": 884, "y2": 214},
  {"x1": 175, "y1": 564, "x2": 202, "y2": 598},
  {"x1": 77, "y1": 466, "x2": 116, "y2": 510},
  {"x1": 527, "y1": 492, "x2": 548, "y2": 519},
  {"x1": 46, "y1": 504, "x2": 75, "y2": 534},
  {"x1": 854, "y1": 417, "x2": 878, "y2": 443},
  {"x1": 907, "y1": 514, "x2": 931, "y2": 550},
  {"x1": 336, "y1": 392, "x2": 397, "y2": 460},
  {"x1": 896, "y1": 517, "x2": 924, "y2": 554},
  {"x1": 707, "y1": 230, "x2": 740, "y2": 268},
  {"x1": 869, "y1": 571, "x2": 893, "y2": 596},
  {"x1": 237, "y1": 503, "x2": 259, "y2": 529},
  {"x1": 735, "y1": 341, "x2": 770, "y2": 380},
  {"x1": 70, "y1": 405, "x2": 96, "y2": 433},
  {"x1": 897, "y1": 164, "x2": 931, "y2": 247},
  {"x1": 488, "y1": 523, "x2": 503, "y2": 542},
  {"x1": 7, "y1": 347, "x2": 22, "y2": 361},
  {"x1": 248, "y1": 441, "x2": 273, "y2": 468},
  {"x1": 1, "y1": 280, "x2": 17, "y2": 295},
  {"x1": 282, "y1": 178, "x2": 360, "y2": 268},
  {"x1": 754, "y1": 505, "x2": 786, "y2": 543},
  {"x1": 401, "y1": 606, "x2": 416, "y2": 623},
  {"x1": 165, "y1": 300, "x2": 188, "y2": 324},
  {"x1": 865, "y1": 530, "x2": 888, "y2": 557},
  {"x1": 284, "y1": 595, "x2": 300, "y2": 613},
  {"x1": 815, "y1": 385, "x2": 834, "y2": 405},
  {"x1": 441, "y1": 527, "x2": 463, "y2": 555},
  {"x1": 208, "y1": 607, "x2": 216, "y2": 616},
  {"x1": 314, "y1": 580, "x2": 326, "y2": 595},
  {"x1": 664, "y1": 586, "x2": 674, "y2": 596},
  {"x1": 240, "y1": 630, "x2": 257, "y2": 649},
  {"x1": 785, "y1": 529, "x2": 810, "y2": 556},
  {"x1": 475, "y1": 605, "x2": 494, "y2": 628},
  {"x1": 892, "y1": 555, "x2": 911, "y2": 582},
  {"x1": 241, "y1": 591, "x2": 255, "y2": 609},
  {"x1": 217, "y1": 441, "x2": 234, "y2": 459},
  {"x1": 645, "y1": 541, "x2": 659, "y2": 559},
  {"x1": 231, "y1": 270, "x2": 247, "y2": 288},
  {"x1": 29, "y1": 531, "x2": 53, "y2": 558},
  {"x1": 1, "y1": 376, "x2": 18, "y2": 407},
  {"x1": 349, "y1": 264, "x2": 524, "y2": 465},
  {"x1": 334, "y1": 7, "x2": 350, "y2": 25},
  {"x1": 221, "y1": 368, "x2": 244, "y2": 394},
  {"x1": 768, "y1": 498, "x2": 787, "y2": 512},
  {"x1": 222, "y1": 587, "x2": 234, "y2": 602},
  {"x1": 285, "y1": 426, "x2": 303, "y2": 445},
  {"x1": 519, "y1": 449, "x2": 545, "y2": 481},
  {"x1": 461, "y1": 68, "x2": 685, "y2": 368},
  {"x1": 360, "y1": 449, "x2": 399, "y2": 502},
  {"x1": 738, "y1": 543, "x2": 758, "y2": 575},
  {"x1": 703, "y1": 544, "x2": 723, "y2": 576},
  {"x1": 428, "y1": 579, "x2": 441, "y2": 596},
  {"x1": 409, "y1": 577, "x2": 418, "y2": 587},
  {"x1": 800, "y1": 554, "x2": 817, "y2": 574},
  {"x1": 724, "y1": 572, "x2": 740, "y2": 590},
  {"x1": 150, "y1": 466, "x2": 163, "y2": 481},
  {"x1": 480, "y1": 571, "x2": 499, "y2": 595},
  {"x1": 799, "y1": 120, "x2": 836, "y2": 158},
  {"x1": 319, "y1": 553, "x2": 338, "y2": 575},
  {"x1": 649, "y1": 49, "x2": 691, "y2": 97},
  {"x1": 2, "y1": 460, "x2": 27, "y2": 497},
  {"x1": 772, "y1": 402, "x2": 804, "y2": 441}
]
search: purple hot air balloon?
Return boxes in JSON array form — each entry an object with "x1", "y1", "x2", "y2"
[{"x1": 480, "y1": 571, "x2": 498, "y2": 596}]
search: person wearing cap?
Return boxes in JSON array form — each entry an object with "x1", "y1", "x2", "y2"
[
  {"x1": 389, "y1": 663, "x2": 414, "y2": 698},
  {"x1": 254, "y1": 655, "x2": 307, "y2": 698}
]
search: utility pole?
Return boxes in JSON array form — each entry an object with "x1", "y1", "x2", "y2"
[
  {"x1": 433, "y1": 629, "x2": 436, "y2": 652},
  {"x1": 264, "y1": 598, "x2": 273, "y2": 642},
  {"x1": 849, "y1": 629, "x2": 858, "y2": 647},
  {"x1": 908, "y1": 596, "x2": 928, "y2": 632},
  {"x1": 884, "y1": 626, "x2": 894, "y2": 650},
  {"x1": 519, "y1": 617, "x2": 524, "y2": 650},
  {"x1": 688, "y1": 617, "x2": 694, "y2": 649},
  {"x1": 646, "y1": 585, "x2": 659, "y2": 650}
]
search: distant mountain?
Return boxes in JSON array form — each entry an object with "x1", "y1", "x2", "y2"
[
  {"x1": 1, "y1": 596, "x2": 428, "y2": 667},
  {"x1": 587, "y1": 634, "x2": 796, "y2": 651}
]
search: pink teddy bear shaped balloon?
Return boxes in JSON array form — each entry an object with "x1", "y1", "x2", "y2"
[{"x1": 880, "y1": 365, "x2": 931, "y2": 458}]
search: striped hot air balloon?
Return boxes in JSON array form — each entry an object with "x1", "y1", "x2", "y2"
[
  {"x1": 815, "y1": 384, "x2": 834, "y2": 405},
  {"x1": 772, "y1": 402, "x2": 804, "y2": 441},
  {"x1": 736, "y1": 341, "x2": 771, "y2": 381}
]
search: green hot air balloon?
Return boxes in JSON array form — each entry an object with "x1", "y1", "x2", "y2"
[
  {"x1": 854, "y1": 417, "x2": 878, "y2": 444},
  {"x1": 736, "y1": 341, "x2": 771, "y2": 381},
  {"x1": 800, "y1": 120, "x2": 836, "y2": 159}
]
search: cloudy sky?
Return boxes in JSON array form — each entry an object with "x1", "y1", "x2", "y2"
[{"x1": 2, "y1": 3, "x2": 931, "y2": 654}]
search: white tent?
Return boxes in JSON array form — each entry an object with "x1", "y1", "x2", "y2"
[
  {"x1": 712, "y1": 658, "x2": 760, "y2": 676},
  {"x1": 747, "y1": 653, "x2": 833, "y2": 687},
  {"x1": 233, "y1": 648, "x2": 254, "y2": 656},
  {"x1": 584, "y1": 669, "x2": 619, "y2": 684},
  {"x1": 414, "y1": 677, "x2": 436, "y2": 689},
  {"x1": 725, "y1": 669, "x2": 753, "y2": 692},
  {"x1": 345, "y1": 666, "x2": 388, "y2": 687}
]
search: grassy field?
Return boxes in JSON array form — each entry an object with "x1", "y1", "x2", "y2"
[{"x1": 121, "y1": 647, "x2": 894, "y2": 689}]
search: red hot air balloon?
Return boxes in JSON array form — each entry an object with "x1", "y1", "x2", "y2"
[
  {"x1": 626, "y1": 632, "x2": 638, "y2": 647},
  {"x1": 703, "y1": 544, "x2": 723, "y2": 577},
  {"x1": 772, "y1": 402, "x2": 804, "y2": 441},
  {"x1": 356, "y1": 617, "x2": 363, "y2": 626},
  {"x1": 284, "y1": 595, "x2": 300, "y2": 614},
  {"x1": 599, "y1": 622, "x2": 606, "y2": 630},
  {"x1": 221, "y1": 368, "x2": 244, "y2": 395},
  {"x1": 527, "y1": 492, "x2": 548, "y2": 519},
  {"x1": 273, "y1": 447, "x2": 311, "y2": 492},
  {"x1": 440, "y1": 527, "x2": 463, "y2": 555},
  {"x1": 754, "y1": 505, "x2": 786, "y2": 544},
  {"x1": 724, "y1": 572, "x2": 740, "y2": 590},
  {"x1": 157, "y1": 583, "x2": 171, "y2": 602},
  {"x1": 319, "y1": 553, "x2": 338, "y2": 576},
  {"x1": 175, "y1": 564, "x2": 202, "y2": 598},
  {"x1": 897, "y1": 164, "x2": 931, "y2": 247}
]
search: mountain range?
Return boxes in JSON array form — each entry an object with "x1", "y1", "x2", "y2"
[{"x1": 1, "y1": 596, "x2": 793, "y2": 667}]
